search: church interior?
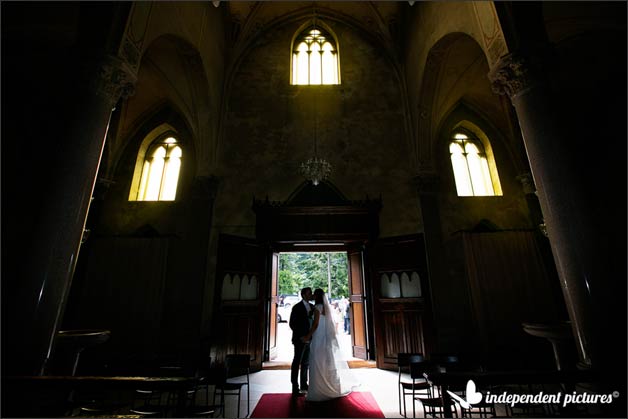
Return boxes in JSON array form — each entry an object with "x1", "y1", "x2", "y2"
[{"x1": 2, "y1": 1, "x2": 626, "y2": 417}]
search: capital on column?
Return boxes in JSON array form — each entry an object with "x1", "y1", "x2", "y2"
[
  {"x1": 87, "y1": 55, "x2": 137, "y2": 108},
  {"x1": 412, "y1": 171, "x2": 440, "y2": 195},
  {"x1": 487, "y1": 46, "x2": 559, "y2": 100}
]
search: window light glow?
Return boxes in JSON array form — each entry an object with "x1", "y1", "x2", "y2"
[
  {"x1": 450, "y1": 142, "x2": 474, "y2": 196},
  {"x1": 292, "y1": 27, "x2": 339, "y2": 85},
  {"x1": 144, "y1": 147, "x2": 166, "y2": 200},
  {"x1": 135, "y1": 137, "x2": 182, "y2": 201},
  {"x1": 450, "y1": 131, "x2": 500, "y2": 197}
]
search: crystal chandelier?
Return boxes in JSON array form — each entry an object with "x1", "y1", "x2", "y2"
[
  {"x1": 300, "y1": 86, "x2": 332, "y2": 186},
  {"x1": 300, "y1": 156, "x2": 332, "y2": 186}
]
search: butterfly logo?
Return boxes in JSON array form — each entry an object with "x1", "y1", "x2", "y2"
[{"x1": 447, "y1": 380, "x2": 483, "y2": 408}]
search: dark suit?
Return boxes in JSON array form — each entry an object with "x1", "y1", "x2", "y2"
[{"x1": 289, "y1": 300, "x2": 314, "y2": 391}]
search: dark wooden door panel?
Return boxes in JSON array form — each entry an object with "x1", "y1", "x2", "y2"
[
  {"x1": 348, "y1": 250, "x2": 367, "y2": 359},
  {"x1": 379, "y1": 309, "x2": 426, "y2": 363},
  {"x1": 213, "y1": 234, "x2": 266, "y2": 372},
  {"x1": 222, "y1": 310, "x2": 261, "y2": 358},
  {"x1": 369, "y1": 235, "x2": 433, "y2": 370}
]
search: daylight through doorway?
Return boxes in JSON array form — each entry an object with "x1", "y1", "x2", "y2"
[{"x1": 272, "y1": 252, "x2": 357, "y2": 362}]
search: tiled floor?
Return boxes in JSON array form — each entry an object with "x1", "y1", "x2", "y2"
[{"x1": 217, "y1": 367, "x2": 415, "y2": 418}]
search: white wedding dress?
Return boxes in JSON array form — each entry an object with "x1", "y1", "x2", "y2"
[{"x1": 306, "y1": 298, "x2": 358, "y2": 401}]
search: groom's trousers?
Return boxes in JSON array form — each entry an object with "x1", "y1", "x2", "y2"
[{"x1": 291, "y1": 340, "x2": 310, "y2": 390}]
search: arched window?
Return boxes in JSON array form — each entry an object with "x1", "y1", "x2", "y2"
[
  {"x1": 449, "y1": 129, "x2": 502, "y2": 197},
  {"x1": 134, "y1": 136, "x2": 182, "y2": 201},
  {"x1": 292, "y1": 25, "x2": 340, "y2": 85}
]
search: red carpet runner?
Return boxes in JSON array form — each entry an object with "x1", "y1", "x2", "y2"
[{"x1": 250, "y1": 392, "x2": 385, "y2": 418}]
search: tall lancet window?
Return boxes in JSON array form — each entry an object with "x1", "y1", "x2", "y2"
[
  {"x1": 135, "y1": 136, "x2": 182, "y2": 201},
  {"x1": 292, "y1": 25, "x2": 340, "y2": 85},
  {"x1": 449, "y1": 130, "x2": 502, "y2": 197}
]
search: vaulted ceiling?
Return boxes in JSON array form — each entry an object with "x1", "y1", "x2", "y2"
[
  {"x1": 222, "y1": 1, "x2": 408, "y2": 66},
  {"x1": 225, "y1": 1, "x2": 404, "y2": 41}
]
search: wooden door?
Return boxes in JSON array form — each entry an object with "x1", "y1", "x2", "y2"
[
  {"x1": 348, "y1": 250, "x2": 368, "y2": 359},
  {"x1": 212, "y1": 234, "x2": 266, "y2": 372},
  {"x1": 368, "y1": 234, "x2": 433, "y2": 370},
  {"x1": 268, "y1": 252, "x2": 279, "y2": 360}
]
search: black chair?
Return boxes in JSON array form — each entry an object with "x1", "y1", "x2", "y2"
[
  {"x1": 458, "y1": 400, "x2": 496, "y2": 418},
  {"x1": 407, "y1": 359, "x2": 440, "y2": 418},
  {"x1": 195, "y1": 365, "x2": 227, "y2": 418},
  {"x1": 456, "y1": 379, "x2": 496, "y2": 418},
  {"x1": 129, "y1": 389, "x2": 168, "y2": 418},
  {"x1": 429, "y1": 354, "x2": 462, "y2": 397},
  {"x1": 398, "y1": 353, "x2": 422, "y2": 416},
  {"x1": 416, "y1": 396, "x2": 459, "y2": 418},
  {"x1": 131, "y1": 361, "x2": 194, "y2": 418},
  {"x1": 430, "y1": 353, "x2": 460, "y2": 368},
  {"x1": 214, "y1": 354, "x2": 251, "y2": 418}
]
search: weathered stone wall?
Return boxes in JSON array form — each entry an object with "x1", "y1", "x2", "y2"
[{"x1": 214, "y1": 19, "x2": 420, "y2": 240}]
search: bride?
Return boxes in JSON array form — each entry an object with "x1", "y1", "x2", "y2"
[{"x1": 302, "y1": 288, "x2": 358, "y2": 401}]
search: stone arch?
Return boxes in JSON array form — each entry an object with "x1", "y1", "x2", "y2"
[
  {"x1": 123, "y1": 34, "x2": 215, "y2": 176},
  {"x1": 416, "y1": 32, "x2": 497, "y2": 173}
]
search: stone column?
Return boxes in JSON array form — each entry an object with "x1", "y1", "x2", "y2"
[
  {"x1": 489, "y1": 52, "x2": 598, "y2": 369},
  {"x1": 9, "y1": 55, "x2": 136, "y2": 375}
]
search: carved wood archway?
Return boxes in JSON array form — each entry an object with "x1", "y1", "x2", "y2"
[{"x1": 253, "y1": 181, "x2": 382, "y2": 245}]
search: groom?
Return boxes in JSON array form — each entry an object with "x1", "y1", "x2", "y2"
[{"x1": 289, "y1": 287, "x2": 314, "y2": 396}]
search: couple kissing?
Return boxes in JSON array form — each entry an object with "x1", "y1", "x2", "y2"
[{"x1": 289, "y1": 287, "x2": 356, "y2": 401}]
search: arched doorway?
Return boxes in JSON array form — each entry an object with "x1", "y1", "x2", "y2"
[{"x1": 210, "y1": 182, "x2": 434, "y2": 371}]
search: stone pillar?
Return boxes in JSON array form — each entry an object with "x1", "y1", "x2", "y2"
[
  {"x1": 9, "y1": 55, "x2": 136, "y2": 375},
  {"x1": 489, "y1": 52, "x2": 598, "y2": 369}
]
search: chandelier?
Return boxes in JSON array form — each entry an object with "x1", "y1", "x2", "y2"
[
  {"x1": 300, "y1": 82, "x2": 332, "y2": 186},
  {"x1": 300, "y1": 156, "x2": 332, "y2": 186}
]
